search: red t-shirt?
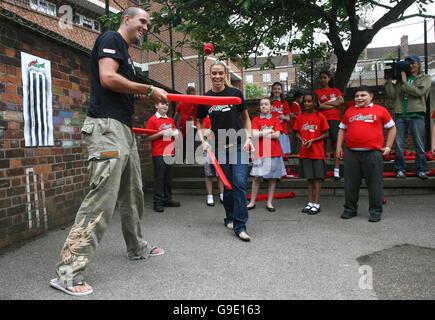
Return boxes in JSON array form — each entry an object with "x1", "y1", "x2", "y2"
[
  {"x1": 289, "y1": 101, "x2": 301, "y2": 132},
  {"x1": 340, "y1": 104, "x2": 394, "y2": 151},
  {"x1": 271, "y1": 100, "x2": 291, "y2": 134},
  {"x1": 203, "y1": 116, "x2": 211, "y2": 130},
  {"x1": 145, "y1": 114, "x2": 176, "y2": 157},
  {"x1": 251, "y1": 115, "x2": 283, "y2": 158},
  {"x1": 314, "y1": 87, "x2": 343, "y2": 121},
  {"x1": 432, "y1": 111, "x2": 435, "y2": 119},
  {"x1": 292, "y1": 111, "x2": 329, "y2": 159},
  {"x1": 176, "y1": 102, "x2": 198, "y2": 135}
]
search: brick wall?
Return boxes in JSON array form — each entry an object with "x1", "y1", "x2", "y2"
[{"x1": 0, "y1": 17, "x2": 154, "y2": 250}]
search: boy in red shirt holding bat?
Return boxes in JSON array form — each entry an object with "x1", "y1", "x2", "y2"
[
  {"x1": 146, "y1": 102, "x2": 181, "y2": 212},
  {"x1": 337, "y1": 87, "x2": 396, "y2": 222}
]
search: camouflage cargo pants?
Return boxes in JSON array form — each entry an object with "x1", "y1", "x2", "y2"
[{"x1": 55, "y1": 117, "x2": 151, "y2": 285}]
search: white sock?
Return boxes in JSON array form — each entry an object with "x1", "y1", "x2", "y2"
[
  {"x1": 308, "y1": 202, "x2": 314, "y2": 207},
  {"x1": 219, "y1": 193, "x2": 223, "y2": 201},
  {"x1": 334, "y1": 168, "x2": 340, "y2": 177},
  {"x1": 207, "y1": 195, "x2": 214, "y2": 203},
  {"x1": 313, "y1": 203, "x2": 320, "y2": 209}
]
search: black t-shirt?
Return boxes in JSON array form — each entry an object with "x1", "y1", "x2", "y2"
[
  {"x1": 196, "y1": 87, "x2": 247, "y2": 149},
  {"x1": 88, "y1": 31, "x2": 136, "y2": 127}
]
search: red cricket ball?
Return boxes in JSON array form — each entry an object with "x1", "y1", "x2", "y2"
[{"x1": 203, "y1": 43, "x2": 214, "y2": 55}]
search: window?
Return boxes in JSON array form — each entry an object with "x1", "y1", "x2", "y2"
[
  {"x1": 29, "y1": 0, "x2": 56, "y2": 17},
  {"x1": 262, "y1": 73, "x2": 271, "y2": 83},
  {"x1": 279, "y1": 72, "x2": 288, "y2": 81},
  {"x1": 245, "y1": 75, "x2": 253, "y2": 83}
]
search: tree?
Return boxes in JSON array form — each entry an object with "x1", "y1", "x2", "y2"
[
  {"x1": 102, "y1": 0, "x2": 434, "y2": 91},
  {"x1": 245, "y1": 83, "x2": 265, "y2": 100}
]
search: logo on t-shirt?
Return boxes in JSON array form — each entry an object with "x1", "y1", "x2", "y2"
[
  {"x1": 103, "y1": 48, "x2": 116, "y2": 54},
  {"x1": 349, "y1": 113, "x2": 376, "y2": 123},
  {"x1": 261, "y1": 125, "x2": 274, "y2": 131},
  {"x1": 302, "y1": 123, "x2": 317, "y2": 132},
  {"x1": 271, "y1": 106, "x2": 283, "y2": 113},
  {"x1": 209, "y1": 105, "x2": 231, "y2": 113},
  {"x1": 159, "y1": 123, "x2": 173, "y2": 130}
]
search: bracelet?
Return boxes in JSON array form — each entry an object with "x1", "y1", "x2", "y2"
[
  {"x1": 385, "y1": 146, "x2": 391, "y2": 151},
  {"x1": 146, "y1": 85, "x2": 154, "y2": 97}
]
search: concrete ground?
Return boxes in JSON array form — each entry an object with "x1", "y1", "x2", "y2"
[{"x1": 0, "y1": 194, "x2": 434, "y2": 300}]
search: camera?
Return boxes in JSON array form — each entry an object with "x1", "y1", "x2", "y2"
[{"x1": 384, "y1": 60, "x2": 411, "y2": 80}]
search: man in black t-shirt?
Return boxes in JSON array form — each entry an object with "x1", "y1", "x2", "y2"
[{"x1": 50, "y1": 7, "x2": 168, "y2": 297}]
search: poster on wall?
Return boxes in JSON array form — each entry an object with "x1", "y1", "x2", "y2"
[{"x1": 21, "y1": 52, "x2": 54, "y2": 147}]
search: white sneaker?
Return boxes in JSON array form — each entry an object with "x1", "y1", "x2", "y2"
[
  {"x1": 237, "y1": 231, "x2": 251, "y2": 242},
  {"x1": 206, "y1": 195, "x2": 215, "y2": 206},
  {"x1": 226, "y1": 222, "x2": 234, "y2": 230},
  {"x1": 219, "y1": 193, "x2": 224, "y2": 203}
]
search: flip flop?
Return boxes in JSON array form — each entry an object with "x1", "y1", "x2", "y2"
[
  {"x1": 49, "y1": 278, "x2": 93, "y2": 296},
  {"x1": 128, "y1": 246, "x2": 165, "y2": 260}
]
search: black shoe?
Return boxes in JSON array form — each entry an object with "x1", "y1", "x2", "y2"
[
  {"x1": 163, "y1": 200, "x2": 180, "y2": 207},
  {"x1": 247, "y1": 205, "x2": 256, "y2": 210},
  {"x1": 368, "y1": 216, "x2": 381, "y2": 223},
  {"x1": 153, "y1": 205, "x2": 164, "y2": 212},
  {"x1": 308, "y1": 206, "x2": 320, "y2": 215},
  {"x1": 341, "y1": 212, "x2": 357, "y2": 219},
  {"x1": 302, "y1": 205, "x2": 312, "y2": 213},
  {"x1": 266, "y1": 206, "x2": 276, "y2": 212}
]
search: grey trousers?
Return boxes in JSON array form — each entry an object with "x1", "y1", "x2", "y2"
[
  {"x1": 343, "y1": 149, "x2": 384, "y2": 218},
  {"x1": 55, "y1": 117, "x2": 151, "y2": 286}
]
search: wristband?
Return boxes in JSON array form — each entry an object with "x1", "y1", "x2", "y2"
[
  {"x1": 146, "y1": 85, "x2": 154, "y2": 97},
  {"x1": 385, "y1": 146, "x2": 391, "y2": 151}
]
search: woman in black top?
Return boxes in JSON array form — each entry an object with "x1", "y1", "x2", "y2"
[{"x1": 196, "y1": 61, "x2": 254, "y2": 242}]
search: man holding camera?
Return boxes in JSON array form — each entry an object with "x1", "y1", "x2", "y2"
[{"x1": 385, "y1": 55, "x2": 431, "y2": 179}]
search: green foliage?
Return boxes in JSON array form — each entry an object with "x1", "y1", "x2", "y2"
[
  {"x1": 97, "y1": 0, "x2": 434, "y2": 89},
  {"x1": 245, "y1": 83, "x2": 265, "y2": 100}
]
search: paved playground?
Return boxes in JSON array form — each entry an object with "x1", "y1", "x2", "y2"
[{"x1": 0, "y1": 193, "x2": 434, "y2": 300}]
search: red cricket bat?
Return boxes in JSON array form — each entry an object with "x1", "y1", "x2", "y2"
[
  {"x1": 207, "y1": 150, "x2": 232, "y2": 190},
  {"x1": 167, "y1": 93, "x2": 241, "y2": 106},
  {"x1": 132, "y1": 128, "x2": 158, "y2": 135}
]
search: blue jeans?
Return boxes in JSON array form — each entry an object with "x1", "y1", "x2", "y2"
[
  {"x1": 394, "y1": 116, "x2": 426, "y2": 173},
  {"x1": 218, "y1": 146, "x2": 249, "y2": 235}
]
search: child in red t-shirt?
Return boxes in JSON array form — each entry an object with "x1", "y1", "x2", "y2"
[
  {"x1": 202, "y1": 115, "x2": 224, "y2": 206},
  {"x1": 289, "y1": 91, "x2": 303, "y2": 154},
  {"x1": 145, "y1": 102, "x2": 180, "y2": 212},
  {"x1": 336, "y1": 87, "x2": 396, "y2": 222},
  {"x1": 270, "y1": 82, "x2": 291, "y2": 156},
  {"x1": 314, "y1": 70, "x2": 344, "y2": 180},
  {"x1": 247, "y1": 98, "x2": 287, "y2": 212},
  {"x1": 293, "y1": 93, "x2": 329, "y2": 215},
  {"x1": 173, "y1": 86, "x2": 198, "y2": 161}
]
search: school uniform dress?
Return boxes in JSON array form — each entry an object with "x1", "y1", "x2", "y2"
[
  {"x1": 339, "y1": 103, "x2": 395, "y2": 219},
  {"x1": 146, "y1": 113, "x2": 176, "y2": 207},
  {"x1": 271, "y1": 99, "x2": 291, "y2": 155},
  {"x1": 250, "y1": 114, "x2": 287, "y2": 179},
  {"x1": 292, "y1": 111, "x2": 329, "y2": 179}
]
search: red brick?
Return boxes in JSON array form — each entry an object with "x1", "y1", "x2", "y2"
[
  {"x1": 35, "y1": 148, "x2": 52, "y2": 157},
  {"x1": 34, "y1": 164, "x2": 52, "y2": 174},
  {"x1": 6, "y1": 167, "x2": 24, "y2": 177},
  {"x1": 5, "y1": 149, "x2": 24, "y2": 158}
]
